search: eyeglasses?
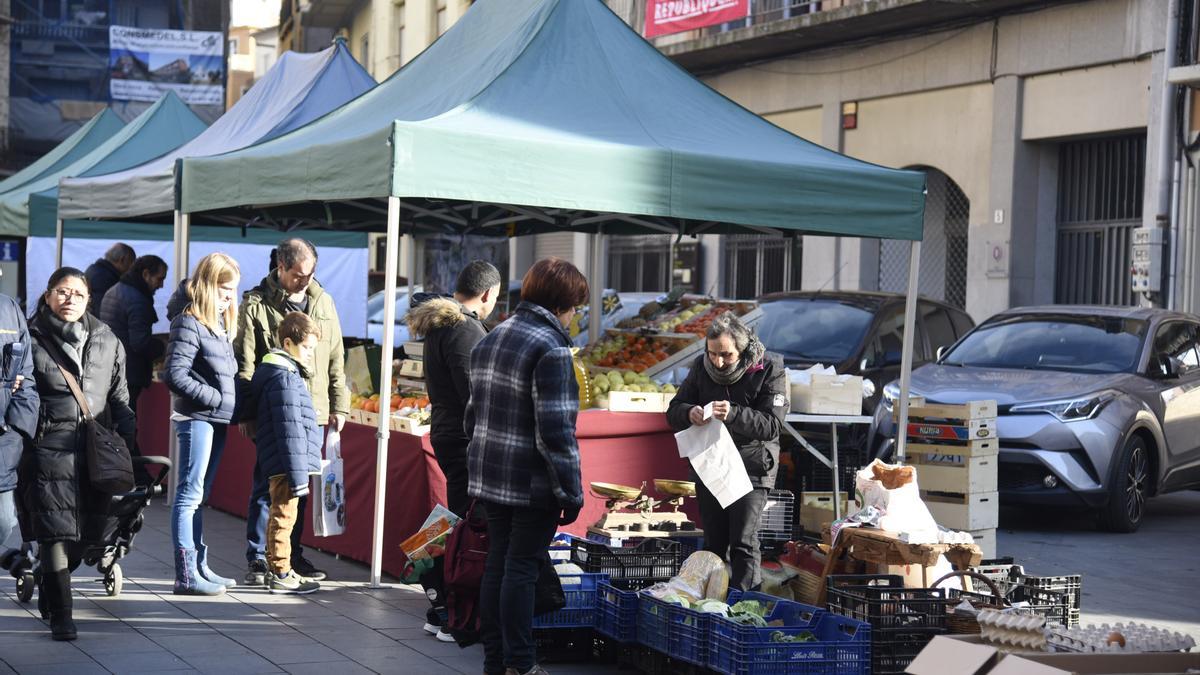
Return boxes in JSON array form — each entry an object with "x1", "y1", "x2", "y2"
[{"x1": 52, "y1": 288, "x2": 88, "y2": 303}]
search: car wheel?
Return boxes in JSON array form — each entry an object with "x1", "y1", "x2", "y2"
[{"x1": 1099, "y1": 435, "x2": 1150, "y2": 533}]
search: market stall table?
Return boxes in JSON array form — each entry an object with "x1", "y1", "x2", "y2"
[
  {"x1": 136, "y1": 383, "x2": 695, "y2": 578},
  {"x1": 784, "y1": 413, "x2": 873, "y2": 522}
]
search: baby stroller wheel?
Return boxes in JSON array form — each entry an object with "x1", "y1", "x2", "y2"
[
  {"x1": 15, "y1": 572, "x2": 34, "y2": 603},
  {"x1": 104, "y1": 563, "x2": 123, "y2": 597}
]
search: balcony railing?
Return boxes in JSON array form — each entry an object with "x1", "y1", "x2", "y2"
[
  {"x1": 12, "y1": 20, "x2": 108, "y2": 43},
  {"x1": 703, "y1": 0, "x2": 845, "y2": 35}
]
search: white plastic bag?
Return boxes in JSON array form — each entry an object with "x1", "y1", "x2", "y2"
[
  {"x1": 312, "y1": 430, "x2": 346, "y2": 537},
  {"x1": 674, "y1": 420, "x2": 752, "y2": 509},
  {"x1": 854, "y1": 459, "x2": 938, "y2": 535}
]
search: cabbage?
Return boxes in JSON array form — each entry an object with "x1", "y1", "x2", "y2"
[
  {"x1": 730, "y1": 600, "x2": 767, "y2": 617},
  {"x1": 695, "y1": 600, "x2": 730, "y2": 615}
]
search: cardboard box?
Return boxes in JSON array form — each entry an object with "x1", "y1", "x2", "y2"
[
  {"x1": 360, "y1": 411, "x2": 381, "y2": 428},
  {"x1": 608, "y1": 390, "x2": 671, "y2": 413},
  {"x1": 800, "y1": 490, "x2": 849, "y2": 533},
  {"x1": 345, "y1": 343, "x2": 382, "y2": 396},
  {"x1": 925, "y1": 490, "x2": 1000, "y2": 530},
  {"x1": 969, "y1": 528, "x2": 996, "y2": 558},
  {"x1": 907, "y1": 634, "x2": 1200, "y2": 675},
  {"x1": 791, "y1": 374, "x2": 864, "y2": 415},
  {"x1": 391, "y1": 414, "x2": 431, "y2": 435}
]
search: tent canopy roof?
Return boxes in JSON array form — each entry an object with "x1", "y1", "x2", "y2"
[
  {"x1": 179, "y1": 0, "x2": 925, "y2": 241},
  {"x1": 0, "y1": 110, "x2": 124, "y2": 197},
  {"x1": 57, "y1": 40, "x2": 376, "y2": 222},
  {"x1": 2, "y1": 92, "x2": 208, "y2": 236}
]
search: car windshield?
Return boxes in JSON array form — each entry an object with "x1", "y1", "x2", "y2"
[
  {"x1": 942, "y1": 314, "x2": 1147, "y2": 373},
  {"x1": 756, "y1": 299, "x2": 875, "y2": 363},
  {"x1": 366, "y1": 289, "x2": 414, "y2": 323}
]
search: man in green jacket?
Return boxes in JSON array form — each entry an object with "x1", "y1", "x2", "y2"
[{"x1": 236, "y1": 238, "x2": 350, "y2": 585}]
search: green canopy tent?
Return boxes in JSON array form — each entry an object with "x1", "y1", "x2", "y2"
[
  {"x1": 0, "y1": 109, "x2": 124, "y2": 198},
  {"x1": 0, "y1": 92, "x2": 207, "y2": 239},
  {"x1": 176, "y1": 0, "x2": 928, "y2": 585}
]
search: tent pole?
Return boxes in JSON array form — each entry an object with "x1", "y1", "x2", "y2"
[
  {"x1": 588, "y1": 232, "x2": 604, "y2": 345},
  {"x1": 55, "y1": 219, "x2": 64, "y2": 268},
  {"x1": 895, "y1": 240, "x2": 922, "y2": 463},
  {"x1": 370, "y1": 196, "x2": 402, "y2": 588},
  {"x1": 180, "y1": 212, "x2": 191, "y2": 280},
  {"x1": 407, "y1": 233, "x2": 417, "y2": 306}
]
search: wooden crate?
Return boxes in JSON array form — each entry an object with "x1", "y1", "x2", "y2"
[
  {"x1": 607, "y1": 390, "x2": 671, "y2": 413},
  {"x1": 906, "y1": 417, "x2": 995, "y2": 442},
  {"x1": 923, "y1": 490, "x2": 999, "y2": 530},
  {"x1": 906, "y1": 437, "x2": 998, "y2": 458},
  {"x1": 348, "y1": 409, "x2": 364, "y2": 424},
  {"x1": 899, "y1": 400, "x2": 997, "y2": 421},
  {"x1": 360, "y1": 411, "x2": 381, "y2": 428},
  {"x1": 391, "y1": 414, "x2": 431, "y2": 435},
  {"x1": 969, "y1": 528, "x2": 997, "y2": 559},
  {"x1": 800, "y1": 490, "x2": 849, "y2": 533},
  {"x1": 910, "y1": 453, "x2": 998, "y2": 494}
]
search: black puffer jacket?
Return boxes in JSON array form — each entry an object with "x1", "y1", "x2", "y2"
[
  {"x1": 406, "y1": 297, "x2": 487, "y2": 445},
  {"x1": 99, "y1": 275, "x2": 164, "y2": 391},
  {"x1": 666, "y1": 353, "x2": 789, "y2": 489},
  {"x1": 165, "y1": 311, "x2": 238, "y2": 424},
  {"x1": 84, "y1": 259, "x2": 121, "y2": 317},
  {"x1": 19, "y1": 306, "x2": 136, "y2": 542}
]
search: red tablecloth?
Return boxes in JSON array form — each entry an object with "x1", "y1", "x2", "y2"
[{"x1": 138, "y1": 383, "x2": 694, "y2": 578}]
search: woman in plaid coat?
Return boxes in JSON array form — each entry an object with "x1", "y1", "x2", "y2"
[{"x1": 466, "y1": 257, "x2": 589, "y2": 675}]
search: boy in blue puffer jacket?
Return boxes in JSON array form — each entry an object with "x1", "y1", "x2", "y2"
[{"x1": 249, "y1": 312, "x2": 324, "y2": 594}]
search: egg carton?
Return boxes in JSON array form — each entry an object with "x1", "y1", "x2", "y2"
[
  {"x1": 977, "y1": 609, "x2": 1048, "y2": 651},
  {"x1": 1046, "y1": 622, "x2": 1197, "y2": 653}
]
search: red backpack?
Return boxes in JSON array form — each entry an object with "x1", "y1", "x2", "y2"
[{"x1": 443, "y1": 502, "x2": 489, "y2": 640}]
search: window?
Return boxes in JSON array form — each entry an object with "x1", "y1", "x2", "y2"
[
  {"x1": 437, "y1": 8, "x2": 448, "y2": 35},
  {"x1": 1151, "y1": 322, "x2": 1200, "y2": 377},
  {"x1": 950, "y1": 310, "x2": 975, "y2": 339},
  {"x1": 229, "y1": 37, "x2": 240, "y2": 55},
  {"x1": 360, "y1": 32, "x2": 370, "y2": 71},
  {"x1": 864, "y1": 308, "x2": 922, "y2": 368},
  {"x1": 943, "y1": 315, "x2": 1146, "y2": 374},
  {"x1": 922, "y1": 304, "x2": 957, "y2": 355},
  {"x1": 721, "y1": 234, "x2": 801, "y2": 299}
]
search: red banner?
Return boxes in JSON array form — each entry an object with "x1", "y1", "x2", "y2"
[{"x1": 644, "y1": 0, "x2": 750, "y2": 39}]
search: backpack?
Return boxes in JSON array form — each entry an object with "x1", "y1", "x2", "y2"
[{"x1": 443, "y1": 502, "x2": 489, "y2": 642}]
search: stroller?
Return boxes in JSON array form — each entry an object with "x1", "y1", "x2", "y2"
[{"x1": 2, "y1": 455, "x2": 172, "y2": 608}]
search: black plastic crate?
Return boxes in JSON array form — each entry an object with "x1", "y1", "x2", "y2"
[
  {"x1": 825, "y1": 574, "x2": 954, "y2": 675},
  {"x1": 570, "y1": 537, "x2": 681, "y2": 590},
  {"x1": 533, "y1": 628, "x2": 595, "y2": 663}
]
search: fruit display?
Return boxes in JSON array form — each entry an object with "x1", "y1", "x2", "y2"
[
  {"x1": 350, "y1": 392, "x2": 429, "y2": 415},
  {"x1": 591, "y1": 369, "x2": 677, "y2": 410},
  {"x1": 651, "y1": 301, "x2": 715, "y2": 333},
  {"x1": 578, "y1": 333, "x2": 685, "y2": 373}
]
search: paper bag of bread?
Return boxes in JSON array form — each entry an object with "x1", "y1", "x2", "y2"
[{"x1": 855, "y1": 458, "x2": 938, "y2": 535}]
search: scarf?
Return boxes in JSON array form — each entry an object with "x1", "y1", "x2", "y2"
[
  {"x1": 703, "y1": 334, "x2": 766, "y2": 387},
  {"x1": 38, "y1": 303, "x2": 90, "y2": 373}
]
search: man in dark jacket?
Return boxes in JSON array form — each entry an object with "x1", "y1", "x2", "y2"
[
  {"x1": 0, "y1": 292, "x2": 39, "y2": 553},
  {"x1": 100, "y1": 255, "x2": 167, "y2": 413},
  {"x1": 406, "y1": 261, "x2": 501, "y2": 518},
  {"x1": 666, "y1": 312, "x2": 788, "y2": 592},
  {"x1": 84, "y1": 243, "x2": 135, "y2": 317}
]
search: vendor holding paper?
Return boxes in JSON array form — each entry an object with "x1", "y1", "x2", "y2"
[{"x1": 667, "y1": 312, "x2": 788, "y2": 591}]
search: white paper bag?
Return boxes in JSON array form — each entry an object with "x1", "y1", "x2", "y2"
[
  {"x1": 312, "y1": 430, "x2": 346, "y2": 537},
  {"x1": 674, "y1": 420, "x2": 753, "y2": 508}
]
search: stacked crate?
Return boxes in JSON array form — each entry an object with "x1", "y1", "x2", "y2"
[{"x1": 898, "y1": 400, "x2": 999, "y2": 556}]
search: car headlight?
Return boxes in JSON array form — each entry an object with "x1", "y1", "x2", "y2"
[
  {"x1": 881, "y1": 382, "x2": 921, "y2": 413},
  {"x1": 1009, "y1": 390, "x2": 1120, "y2": 422}
]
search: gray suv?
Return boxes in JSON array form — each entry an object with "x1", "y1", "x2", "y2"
[{"x1": 873, "y1": 305, "x2": 1200, "y2": 532}]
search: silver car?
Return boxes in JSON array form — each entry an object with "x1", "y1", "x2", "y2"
[{"x1": 873, "y1": 305, "x2": 1200, "y2": 532}]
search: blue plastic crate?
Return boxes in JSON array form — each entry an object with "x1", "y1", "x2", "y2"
[
  {"x1": 596, "y1": 581, "x2": 639, "y2": 643},
  {"x1": 710, "y1": 592, "x2": 871, "y2": 675},
  {"x1": 637, "y1": 592, "x2": 729, "y2": 667},
  {"x1": 532, "y1": 572, "x2": 608, "y2": 629}
]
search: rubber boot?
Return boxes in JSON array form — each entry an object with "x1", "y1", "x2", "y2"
[
  {"x1": 35, "y1": 567, "x2": 49, "y2": 620},
  {"x1": 43, "y1": 569, "x2": 76, "y2": 641},
  {"x1": 196, "y1": 544, "x2": 237, "y2": 588},
  {"x1": 174, "y1": 548, "x2": 226, "y2": 596}
]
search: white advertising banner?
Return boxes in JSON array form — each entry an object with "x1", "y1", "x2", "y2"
[{"x1": 109, "y1": 25, "x2": 224, "y2": 105}]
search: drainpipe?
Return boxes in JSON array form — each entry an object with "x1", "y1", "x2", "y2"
[{"x1": 1159, "y1": 0, "x2": 1181, "y2": 307}]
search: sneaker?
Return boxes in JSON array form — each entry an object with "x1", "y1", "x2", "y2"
[
  {"x1": 269, "y1": 570, "x2": 320, "y2": 595},
  {"x1": 291, "y1": 556, "x2": 327, "y2": 581},
  {"x1": 245, "y1": 559, "x2": 268, "y2": 587},
  {"x1": 423, "y1": 607, "x2": 442, "y2": 635},
  {"x1": 435, "y1": 627, "x2": 455, "y2": 643}
]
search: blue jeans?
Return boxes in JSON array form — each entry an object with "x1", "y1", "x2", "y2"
[
  {"x1": 171, "y1": 419, "x2": 228, "y2": 551},
  {"x1": 0, "y1": 490, "x2": 16, "y2": 549},
  {"x1": 245, "y1": 458, "x2": 305, "y2": 563},
  {"x1": 480, "y1": 501, "x2": 560, "y2": 674}
]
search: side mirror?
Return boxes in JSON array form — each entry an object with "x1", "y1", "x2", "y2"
[{"x1": 936, "y1": 346, "x2": 947, "y2": 362}]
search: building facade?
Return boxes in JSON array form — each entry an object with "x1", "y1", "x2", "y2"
[
  {"x1": 605, "y1": 0, "x2": 1174, "y2": 320},
  {"x1": 227, "y1": 0, "x2": 279, "y2": 108}
]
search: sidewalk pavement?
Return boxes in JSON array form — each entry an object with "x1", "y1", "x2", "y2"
[{"x1": 0, "y1": 502, "x2": 613, "y2": 674}]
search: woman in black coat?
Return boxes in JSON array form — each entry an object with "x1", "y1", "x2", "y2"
[
  {"x1": 666, "y1": 312, "x2": 788, "y2": 592},
  {"x1": 19, "y1": 267, "x2": 135, "y2": 641}
]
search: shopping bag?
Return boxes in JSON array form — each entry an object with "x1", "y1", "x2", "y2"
[
  {"x1": 533, "y1": 552, "x2": 566, "y2": 617},
  {"x1": 674, "y1": 419, "x2": 752, "y2": 508},
  {"x1": 312, "y1": 430, "x2": 346, "y2": 537}
]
